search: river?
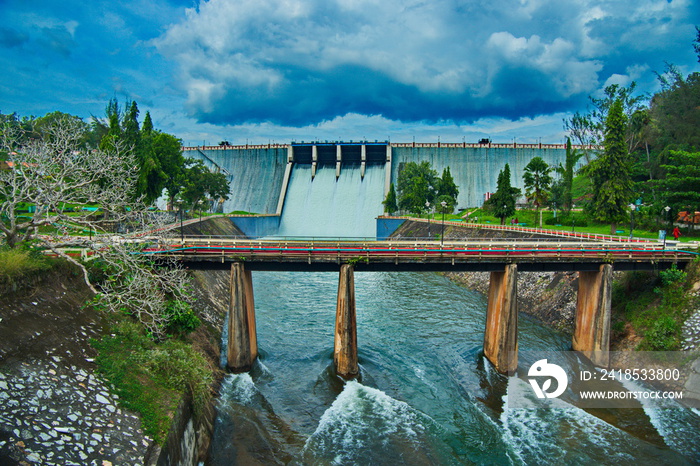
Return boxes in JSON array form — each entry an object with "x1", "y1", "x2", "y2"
[{"x1": 207, "y1": 271, "x2": 700, "y2": 464}]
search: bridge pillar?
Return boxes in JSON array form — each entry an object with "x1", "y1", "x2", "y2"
[
  {"x1": 227, "y1": 262, "x2": 258, "y2": 372},
  {"x1": 334, "y1": 264, "x2": 359, "y2": 379},
  {"x1": 573, "y1": 264, "x2": 612, "y2": 367},
  {"x1": 484, "y1": 264, "x2": 518, "y2": 373}
]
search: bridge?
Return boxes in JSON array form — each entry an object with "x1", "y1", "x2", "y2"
[{"x1": 143, "y1": 236, "x2": 696, "y2": 378}]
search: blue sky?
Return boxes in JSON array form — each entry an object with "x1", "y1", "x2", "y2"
[{"x1": 1, "y1": 0, "x2": 698, "y2": 146}]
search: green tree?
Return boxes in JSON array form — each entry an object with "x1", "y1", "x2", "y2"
[
  {"x1": 152, "y1": 132, "x2": 186, "y2": 208},
  {"x1": 552, "y1": 137, "x2": 583, "y2": 214},
  {"x1": 141, "y1": 111, "x2": 154, "y2": 135},
  {"x1": 523, "y1": 156, "x2": 552, "y2": 226},
  {"x1": 397, "y1": 161, "x2": 439, "y2": 216},
  {"x1": 654, "y1": 150, "x2": 700, "y2": 222},
  {"x1": 587, "y1": 99, "x2": 634, "y2": 234},
  {"x1": 564, "y1": 83, "x2": 646, "y2": 161},
  {"x1": 437, "y1": 166, "x2": 459, "y2": 208},
  {"x1": 123, "y1": 101, "x2": 140, "y2": 149},
  {"x1": 485, "y1": 164, "x2": 521, "y2": 225},
  {"x1": 382, "y1": 182, "x2": 398, "y2": 215},
  {"x1": 178, "y1": 159, "x2": 231, "y2": 210}
]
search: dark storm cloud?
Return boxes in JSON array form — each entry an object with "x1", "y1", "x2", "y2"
[{"x1": 155, "y1": 0, "x2": 696, "y2": 127}]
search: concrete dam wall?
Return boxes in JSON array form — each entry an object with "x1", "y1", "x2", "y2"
[{"x1": 184, "y1": 142, "x2": 576, "y2": 237}]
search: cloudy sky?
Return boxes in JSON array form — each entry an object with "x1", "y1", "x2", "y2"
[{"x1": 1, "y1": 0, "x2": 698, "y2": 146}]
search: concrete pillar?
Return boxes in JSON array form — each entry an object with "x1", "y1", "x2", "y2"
[
  {"x1": 334, "y1": 264, "x2": 359, "y2": 379},
  {"x1": 311, "y1": 145, "x2": 318, "y2": 179},
  {"x1": 483, "y1": 264, "x2": 518, "y2": 373},
  {"x1": 227, "y1": 262, "x2": 258, "y2": 372},
  {"x1": 573, "y1": 264, "x2": 612, "y2": 367},
  {"x1": 360, "y1": 144, "x2": 366, "y2": 179},
  {"x1": 336, "y1": 144, "x2": 342, "y2": 179},
  {"x1": 384, "y1": 145, "x2": 392, "y2": 197}
]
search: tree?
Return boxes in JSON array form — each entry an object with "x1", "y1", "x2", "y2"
[
  {"x1": 557, "y1": 137, "x2": 583, "y2": 214},
  {"x1": 437, "y1": 166, "x2": 459, "y2": 208},
  {"x1": 522, "y1": 156, "x2": 552, "y2": 227},
  {"x1": 485, "y1": 164, "x2": 521, "y2": 225},
  {"x1": 382, "y1": 182, "x2": 398, "y2": 215},
  {"x1": 152, "y1": 132, "x2": 185, "y2": 208},
  {"x1": 397, "y1": 161, "x2": 439, "y2": 216},
  {"x1": 122, "y1": 101, "x2": 140, "y2": 149},
  {"x1": 141, "y1": 111, "x2": 154, "y2": 135},
  {"x1": 654, "y1": 150, "x2": 700, "y2": 220},
  {"x1": 587, "y1": 99, "x2": 634, "y2": 234},
  {"x1": 0, "y1": 118, "x2": 140, "y2": 247},
  {"x1": 564, "y1": 83, "x2": 647, "y2": 160},
  {"x1": 178, "y1": 159, "x2": 230, "y2": 209}
]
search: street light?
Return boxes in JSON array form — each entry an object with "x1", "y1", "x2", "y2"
[
  {"x1": 628, "y1": 203, "x2": 636, "y2": 239},
  {"x1": 425, "y1": 201, "x2": 431, "y2": 239},
  {"x1": 663, "y1": 206, "x2": 671, "y2": 249},
  {"x1": 440, "y1": 200, "x2": 447, "y2": 246},
  {"x1": 175, "y1": 197, "x2": 184, "y2": 244},
  {"x1": 198, "y1": 199, "x2": 204, "y2": 224}
]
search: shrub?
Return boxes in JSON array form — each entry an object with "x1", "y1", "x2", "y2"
[
  {"x1": 641, "y1": 315, "x2": 681, "y2": 351},
  {"x1": 92, "y1": 320, "x2": 213, "y2": 443},
  {"x1": 659, "y1": 264, "x2": 687, "y2": 287},
  {"x1": 164, "y1": 300, "x2": 201, "y2": 335}
]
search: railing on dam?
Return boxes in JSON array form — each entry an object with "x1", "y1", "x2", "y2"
[{"x1": 182, "y1": 142, "x2": 600, "y2": 151}]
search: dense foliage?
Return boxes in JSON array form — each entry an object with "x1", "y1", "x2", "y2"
[
  {"x1": 395, "y1": 161, "x2": 459, "y2": 215},
  {"x1": 484, "y1": 164, "x2": 521, "y2": 224}
]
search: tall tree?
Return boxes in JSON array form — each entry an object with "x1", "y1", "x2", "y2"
[
  {"x1": 654, "y1": 150, "x2": 700, "y2": 222},
  {"x1": 522, "y1": 156, "x2": 552, "y2": 227},
  {"x1": 397, "y1": 161, "x2": 439, "y2": 216},
  {"x1": 122, "y1": 101, "x2": 140, "y2": 149},
  {"x1": 587, "y1": 99, "x2": 634, "y2": 234},
  {"x1": 382, "y1": 183, "x2": 398, "y2": 215},
  {"x1": 564, "y1": 83, "x2": 646, "y2": 160},
  {"x1": 437, "y1": 166, "x2": 459, "y2": 208},
  {"x1": 141, "y1": 111, "x2": 154, "y2": 135},
  {"x1": 557, "y1": 137, "x2": 583, "y2": 214},
  {"x1": 485, "y1": 164, "x2": 521, "y2": 225}
]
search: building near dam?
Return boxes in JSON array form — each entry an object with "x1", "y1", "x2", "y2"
[{"x1": 184, "y1": 141, "x2": 589, "y2": 238}]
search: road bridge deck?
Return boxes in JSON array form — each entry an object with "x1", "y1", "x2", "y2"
[{"x1": 144, "y1": 237, "x2": 696, "y2": 272}]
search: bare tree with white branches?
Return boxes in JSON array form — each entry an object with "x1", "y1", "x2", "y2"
[{"x1": 1, "y1": 118, "x2": 195, "y2": 340}]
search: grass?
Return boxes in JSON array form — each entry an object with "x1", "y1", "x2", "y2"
[
  {"x1": 0, "y1": 246, "x2": 52, "y2": 289},
  {"x1": 422, "y1": 207, "x2": 698, "y2": 242},
  {"x1": 91, "y1": 318, "x2": 214, "y2": 444}
]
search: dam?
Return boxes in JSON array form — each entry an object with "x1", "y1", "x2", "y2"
[{"x1": 183, "y1": 141, "x2": 581, "y2": 238}]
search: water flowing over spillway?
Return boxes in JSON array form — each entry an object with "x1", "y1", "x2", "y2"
[
  {"x1": 277, "y1": 165, "x2": 386, "y2": 238},
  {"x1": 209, "y1": 272, "x2": 700, "y2": 464}
]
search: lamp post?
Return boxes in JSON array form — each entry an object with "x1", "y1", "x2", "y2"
[
  {"x1": 663, "y1": 206, "x2": 671, "y2": 249},
  {"x1": 175, "y1": 197, "x2": 184, "y2": 244},
  {"x1": 440, "y1": 200, "x2": 447, "y2": 246},
  {"x1": 571, "y1": 204, "x2": 576, "y2": 233},
  {"x1": 628, "y1": 203, "x2": 636, "y2": 239},
  {"x1": 198, "y1": 199, "x2": 204, "y2": 224},
  {"x1": 425, "y1": 201, "x2": 431, "y2": 239}
]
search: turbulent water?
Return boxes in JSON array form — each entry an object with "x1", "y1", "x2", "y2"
[
  {"x1": 208, "y1": 271, "x2": 700, "y2": 465},
  {"x1": 277, "y1": 165, "x2": 386, "y2": 239}
]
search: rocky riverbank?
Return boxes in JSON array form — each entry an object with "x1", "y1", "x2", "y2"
[{"x1": 0, "y1": 268, "x2": 156, "y2": 465}]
